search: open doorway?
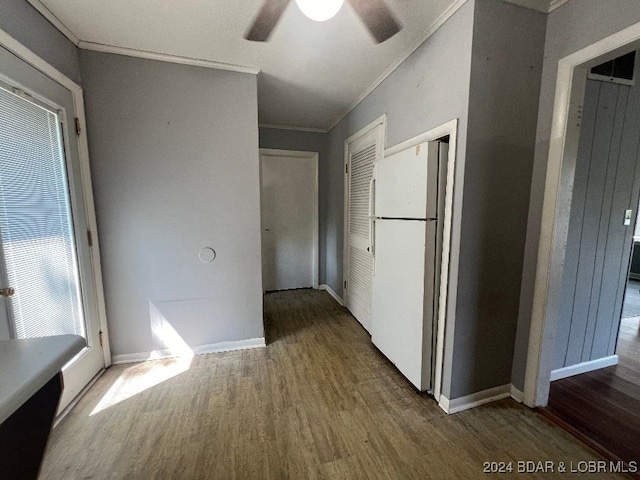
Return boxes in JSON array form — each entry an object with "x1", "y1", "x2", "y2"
[
  {"x1": 538, "y1": 49, "x2": 640, "y2": 467},
  {"x1": 259, "y1": 149, "x2": 319, "y2": 293}
]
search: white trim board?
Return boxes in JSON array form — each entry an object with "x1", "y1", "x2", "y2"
[
  {"x1": 439, "y1": 384, "x2": 512, "y2": 414},
  {"x1": 259, "y1": 123, "x2": 328, "y2": 134},
  {"x1": 319, "y1": 284, "x2": 343, "y2": 306},
  {"x1": 438, "y1": 383, "x2": 525, "y2": 414},
  {"x1": 78, "y1": 41, "x2": 260, "y2": 75},
  {"x1": 523, "y1": 21, "x2": 640, "y2": 408},
  {"x1": 501, "y1": 0, "x2": 570, "y2": 14},
  {"x1": 510, "y1": 385, "x2": 524, "y2": 403},
  {"x1": 328, "y1": 0, "x2": 468, "y2": 131},
  {"x1": 501, "y1": 0, "x2": 549, "y2": 13},
  {"x1": 111, "y1": 338, "x2": 266, "y2": 365},
  {"x1": 550, "y1": 355, "x2": 618, "y2": 381},
  {"x1": 26, "y1": 0, "x2": 80, "y2": 45},
  {"x1": 548, "y1": 0, "x2": 570, "y2": 12},
  {"x1": 0, "y1": 27, "x2": 77, "y2": 92}
]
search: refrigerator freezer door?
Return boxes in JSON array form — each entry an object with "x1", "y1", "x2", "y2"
[
  {"x1": 374, "y1": 141, "x2": 439, "y2": 220},
  {"x1": 371, "y1": 218, "x2": 436, "y2": 391}
]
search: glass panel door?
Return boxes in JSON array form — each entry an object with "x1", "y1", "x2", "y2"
[
  {"x1": 0, "y1": 86, "x2": 86, "y2": 341},
  {"x1": 0, "y1": 43, "x2": 105, "y2": 412}
]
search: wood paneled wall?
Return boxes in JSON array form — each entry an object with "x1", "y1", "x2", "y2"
[{"x1": 556, "y1": 54, "x2": 640, "y2": 370}]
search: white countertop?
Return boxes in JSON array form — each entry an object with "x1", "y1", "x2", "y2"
[{"x1": 0, "y1": 335, "x2": 85, "y2": 424}]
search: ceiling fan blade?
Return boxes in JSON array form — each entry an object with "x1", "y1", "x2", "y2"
[
  {"x1": 347, "y1": 0, "x2": 401, "y2": 43},
  {"x1": 245, "y1": 0, "x2": 292, "y2": 42}
]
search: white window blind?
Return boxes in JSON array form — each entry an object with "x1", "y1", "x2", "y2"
[{"x1": 0, "y1": 86, "x2": 85, "y2": 339}]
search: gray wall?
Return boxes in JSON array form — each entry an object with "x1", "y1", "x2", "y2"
[
  {"x1": 449, "y1": 0, "x2": 545, "y2": 398},
  {"x1": 258, "y1": 127, "x2": 329, "y2": 283},
  {"x1": 79, "y1": 50, "x2": 264, "y2": 357},
  {"x1": 324, "y1": 0, "x2": 475, "y2": 399},
  {"x1": 0, "y1": 0, "x2": 80, "y2": 84},
  {"x1": 324, "y1": 0, "x2": 475, "y2": 297},
  {"x1": 554, "y1": 64, "x2": 640, "y2": 370},
  {"x1": 323, "y1": 0, "x2": 546, "y2": 399},
  {"x1": 513, "y1": 0, "x2": 640, "y2": 390}
]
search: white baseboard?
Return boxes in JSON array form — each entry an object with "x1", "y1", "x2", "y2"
[
  {"x1": 550, "y1": 355, "x2": 618, "y2": 381},
  {"x1": 111, "y1": 337, "x2": 266, "y2": 365},
  {"x1": 510, "y1": 385, "x2": 524, "y2": 403},
  {"x1": 319, "y1": 284, "x2": 343, "y2": 306},
  {"x1": 439, "y1": 384, "x2": 512, "y2": 414}
]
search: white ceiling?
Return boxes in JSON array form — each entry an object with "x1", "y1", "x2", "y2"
[{"x1": 30, "y1": 0, "x2": 561, "y2": 131}]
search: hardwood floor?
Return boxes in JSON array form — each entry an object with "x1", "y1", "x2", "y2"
[
  {"x1": 544, "y1": 315, "x2": 640, "y2": 474},
  {"x1": 41, "y1": 290, "x2": 624, "y2": 479}
]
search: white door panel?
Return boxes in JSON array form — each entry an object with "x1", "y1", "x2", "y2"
[
  {"x1": 371, "y1": 219, "x2": 436, "y2": 390},
  {"x1": 260, "y1": 152, "x2": 317, "y2": 291},
  {"x1": 345, "y1": 124, "x2": 384, "y2": 332},
  {"x1": 375, "y1": 141, "x2": 439, "y2": 219}
]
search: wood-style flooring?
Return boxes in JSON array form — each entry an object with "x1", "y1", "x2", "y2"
[
  {"x1": 41, "y1": 290, "x2": 624, "y2": 479},
  {"x1": 544, "y1": 314, "x2": 640, "y2": 473}
]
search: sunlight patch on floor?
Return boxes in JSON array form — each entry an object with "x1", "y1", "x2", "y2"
[
  {"x1": 90, "y1": 301, "x2": 194, "y2": 415},
  {"x1": 90, "y1": 356, "x2": 192, "y2": 415}
]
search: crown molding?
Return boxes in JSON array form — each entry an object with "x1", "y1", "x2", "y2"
[
  {"x1": 502, "y1": 0, "x2": 570, "y2": 13},
  {"x1": 26, "y1": 0, "x2": 80, "y2": 45},
  {"x1": 326, "y1": 0, "x2": 469, "y2": 132},
  {"x1": 259, "y1": 123, "x2": 328, "y2": 133},
  {"x1": 548, "y1": 0, "x2": 570, "y2": 12},
  {"x1": 501, "y1": 0, "x2": 549, "y2": 13},
  {"x1": 78, "y1": 41, "x2": 260, "y2": 75}
]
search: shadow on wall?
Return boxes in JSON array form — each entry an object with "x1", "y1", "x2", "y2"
[{"x1": 258, "y1": 73, "x2": 344, "y2": 129}]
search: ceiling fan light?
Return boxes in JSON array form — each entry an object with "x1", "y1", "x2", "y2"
[{"x1": 295, "y1": 0, "x2": 345, "y2": 22}]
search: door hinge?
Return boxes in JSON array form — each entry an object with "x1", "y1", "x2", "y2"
[
  {"x1": 0, "y1": 287, "x2": 15, "y2": 297},
  {"x1": 345, "y1": 163, "x2": 348, "y2": 174},
  {"x1": 344, "y1": 280, "x2": 347, "y2": 290},
  {"x1": 99, "y1": 330, "x2": 104, "y2": 347},
  {"x1": 87, "y1": 230, "x2": 93, "y2": 247},
  {"x1": 75, "y1": 117, "x2": 82, "y2": 136}
]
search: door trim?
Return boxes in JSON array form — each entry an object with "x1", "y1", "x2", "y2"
[
  {"x1": 0, "y1": 27, "x2": 111, "y2": 367},
  {"x1": 259, "y1": 148, "x2": 320, "y2": 290},
  {"x1": 523, "y1": 22, "x2": 640, "y2": 407}
]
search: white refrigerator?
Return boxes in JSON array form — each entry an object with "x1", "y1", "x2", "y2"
[{"x1": 371, "y1": 140, "x2": 444, "y2": 392}]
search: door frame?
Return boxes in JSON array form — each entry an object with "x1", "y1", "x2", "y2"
[
  {"x1": 259, "y1": 148, "x2": 320, "y2": 290},
  {"x1": 523, "y1": 22, "x2": 640, "y2": 408},
  {"x1": 0, "y1": 27, "x2": 111, "y2": 367}
]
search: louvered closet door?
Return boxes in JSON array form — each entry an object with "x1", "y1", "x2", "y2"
[{"x1": 345, "y1": 124, "x2": 383, "y2": 332}]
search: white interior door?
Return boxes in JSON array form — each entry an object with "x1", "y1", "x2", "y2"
[
  {"x1": 260, "y1": 150, "x2": 318, "y2": 292},
  {"x1": 0, "y1": 45, "x2": 105, "y2": 411},
  {"x1": 344, "y1": 122, "x2": 384, "y2": 332}
]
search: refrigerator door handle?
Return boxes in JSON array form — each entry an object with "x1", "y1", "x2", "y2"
[{"x1": 368, "y1": 173, "x2": 375, "y2": 255}]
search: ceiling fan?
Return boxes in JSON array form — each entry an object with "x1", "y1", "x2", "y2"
[{"x1": 245, "y1": 0, "x2": 401, "y2": 44}]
